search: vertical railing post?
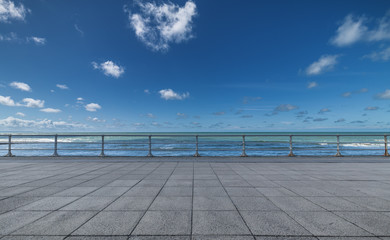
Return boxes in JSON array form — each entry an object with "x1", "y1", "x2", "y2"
[
  {"x1": 5, "y1": 135, "x2": 13, "y2": 157},
  {"x1": 147, "y1": 135, "x2": 153, "y2": 157},
  {"x1": 100, "y1": 135, "x2": 105, "y2": 157},
  {"x1": 288, "y1": 135, "x2": 295, "y2": 157},
  {"x1": 384, "y1": 135, "x2": 389, "y2": 157},
  {"x1": 241, "y1": 135, "x2": 248, "y2": 157},
  {"x1": 335, "y1": 135, "x2": 343, "y2": 157},
  {"x1": 52, "y1": 134, "x2": 59, "y2": 157},
  {"x1": 194, "y1": 135, "x2": 200, "y2": 157}
]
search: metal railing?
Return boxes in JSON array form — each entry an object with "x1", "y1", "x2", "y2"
[{"x1": 0, "y1": 133, "x2": 389, "y2": 157}]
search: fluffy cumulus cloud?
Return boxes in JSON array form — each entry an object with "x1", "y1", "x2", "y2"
[
  {"x1": 22, "y1": 98, "x2": 44, "y2": 108},
  {"x1": 126, "y1": 0, "x2": 197, "y2": 51},
  {"x1": 10, "y1": 81, "x2": 31, "y2": 92},
  {"x1": 375, "y1": 89, "x2": 390, "y2": 99},
  {"x1": 0, "y1": 95, "x2": 44, "y2": 108},
  {"x1": 56, "y1": 84, "x2": 68, "y2": 90},
  {"x1": 331, "y1": 11, "x2": 390, "y2": 47},
  {"x1": 306, "y1": 55, "x2": 339, "y2": 75},
  {"x1": 0, "y1": 0, "x2": 29, "y2": 23},
  {"x1": 40, "y1": 108, "x2": 61, "y2": 113},
  {"x1": 15, "y1": 112, "x2": 24, "y2": 117},
  {"x1": 0, "y1": 117, "x2": 86, "y2": 129},
  {"x1": 159, "y1": 89, "x2": 189, "y2": 100},
  {"x1": 85, "y1": 103, "x2": 101, "y2": 112},
  {"x1": 92, "y1": 61, "x2": 124, "y2": 78}
]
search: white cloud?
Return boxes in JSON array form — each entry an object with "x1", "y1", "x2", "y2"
[
  {"x1": 15, "y1": 112, "x2": 24, "y2": 117},
  {"x1": 159, "y1": 89, "x2": 189, "y2": 100},
  {"x1": 77, "y1": 97, "x2": 84, "y2": 101},
  {"x1": 331, "y1": 12, "x2": 390, "y2": 47},
  {"x1": 177, "y1": 112, "x2": 187, "y2": 118},
  {"x1": 56, "y1": 84, "x2": 69, "y2": 90},
  {"x1": 74, "y1": 24, "x2": 84, "y2": 36},
  {"x1": 213, "y1": 111, "x2": 225, "y2": 116},
  {"x1": 375, "y1": 89, "x2": 390, "y2": 99},
  {"x1": 40, "y1": 108, "x2": 61, "y2": 113},
  {"x1": 0, "y1": 0, "x2": 29, "y2": 23},
  {"x1": 365, "y1": 106, "x2": 379, "y2": 111},
  {"x1": 306, "y1": 55, "x2": 339, "y2": 75},
  {"x1": 85, "y1": 103, "x2": 101, "y2": 112},
  {"x1": 28, "y1": 36, "x2": 46, "y2": 45},
  {"x1": 126, "y1": 0, "x2": 197, "y2": 51},
  {"x1": 87, "y1": 117, "x2": 106, "y2": 123},
  {"x1": 145, "y1": 113, "x2": 155, "y2": 118},
  {"x1": 22, "y1": 98, "x2": 44, "y2": 108},
  {"x1": 0, "y1": 95, "x2": 16, "y2": 106},
  {"x1": 363, "y1": 46, "x2": 390, "y2": 61},
  {"x1": 0, "y1": 116, "x2": 86, "y2": 129},
  {"x1": 331, "y1": 14, "x2": 367, "y2": 47},
  {"x1": 319, "y1": 108, "x2": 331, "y2": 113},
  {"x1": 92, "y1": 61, "x2": 124, "y2": 78},
  {"x1": 0, "y1": 32, "x2": 18, "y2": 42},
  {"x1": 10, "y1": 81, "x2": 31, "y2": 91},
  {"x1": 307, "y1": 81, "x2": 318, "y2": 89},
  {"x1": 144, "y1": 89, "x2": 150, "y2": 94}
]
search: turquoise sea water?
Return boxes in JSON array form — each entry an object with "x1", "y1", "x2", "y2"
[{"x1": 0, "y1": 132, "x2": 389, "y2": 156}]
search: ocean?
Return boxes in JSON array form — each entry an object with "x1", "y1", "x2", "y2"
[{"x1": 0, "y1": 132, "x2": 389, "y2": 157}]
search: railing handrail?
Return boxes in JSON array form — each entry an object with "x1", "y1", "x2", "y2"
[{"x1": 0, "y1": 133, "x2": 389, "y2": 158}]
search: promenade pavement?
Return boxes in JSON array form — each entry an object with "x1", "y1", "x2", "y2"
[{"x1": 0, "y1": 157, "x2": 390, "y2": 239}]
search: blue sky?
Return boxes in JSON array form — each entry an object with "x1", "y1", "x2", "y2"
[{"x1": 1, "y1": 0, "x2": 390, "y2": 132}]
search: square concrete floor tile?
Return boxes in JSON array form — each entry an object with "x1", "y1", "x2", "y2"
[
  {"x1": 194, "y1": 187, "x2": 228, "y2": 197},
  {"x1": 334, "y1": 211, "x2": 390, "y2": 236},
  {"x1": 0, "y1": 197, "x2": 43, "y2": 212},
  {"x1": 193, "y1": 237, "x2": 254, "y2": 240},
  {"x1": 19, "y1": 197, "x2": 79, "y2": 210},
  {"x1": 193, "y1": 196, "x2": 236, "y2": 210},
  {"x1": 132, "y1": 211, "x2": 191, "y2": 235},
  {"x1": 192, "y1": 211, "x2": 251, "y2": 235},
  {"x1": 159, "y1": 187, "x2": 192, "y2": 197},
  {"x1": 232, "y1": 197, "x2": 280, "y2": 211},
  {"x1": 0, "y1": 211, "x2": 48, "y2": 235},
  {"x1": 54, "y1": 187, "x2": 98, "y2": 197},
  {"x1": 137, "y1": 180, "x2": 166, "y2": 187},
  {"x1": 165, "y1": 179, "x2": 193, "y2": 187},
  {"x1": 73, "y1": 211, "x2": 143, "y2": 235},
  {"x1": 0, "y1": 187, "x2": 36, "y2": 197},
  {"x1": 66, "y1": 237, "x2": 127, "y2": 240},
  {"x1": 194, "y1": 180, "x2": 221, "y2": 187},
  {"x1": 61, "y1": 196, "x2": 116, "y2": 210},
  {"x1": 240, "y1": 211, "x2": 311, "y2": 235},
  {"x1": 255, "y1": 237, "x2": 317, "y2": 240},
  {"x1": 317, "y1": 237, "x2": 381, "y2": 240},
  {"x1": 12, "y1": 211, "x2": 96, "y2": 235},
  {"x1": 86, "y1": 187, "x2": 130, "y2": 196},
  {"x1": 149, "y1": 196, "x2": 192, "y2": 210},
  {"x1": 225, "y1": 187, "x2": 263, "y2": 197},
  {"x1": 106, "y1": 180, "x2": 139, "y2": 187},
  {"x1": 18, "y1": 187, "x2": 68, "y2": 197},
  {"x1": 288, "y1": 211, "x2": 372, "y2": 236},
  {"x1": 1, "y1": 236, "x2": 65, "y2": 240},
  {"x1": 341, "y1": 197, "x2": 390, "y2": 211},
  {"x1": 129, "y1": 237, "x2": 190, "y2": 240},
  {"x1": 306, "y1": 197, "x2": 371, "y2": 211},
  {"x1": 268, "y1": 197, "x2": 325, "y2": 211},
  {"x1": 105, "y1": 197, "x2": 154, "y2": 211},
  {"x1": 255, "y1": 187, "x2": 298, "y2": 197},
  {"x1": 124, "y1": 187, "x2": 161, "y2": 197}
]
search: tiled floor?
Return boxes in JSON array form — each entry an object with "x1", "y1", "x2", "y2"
[{"x1": 0, "y1": 158, "x2": 390, "y2": 239}]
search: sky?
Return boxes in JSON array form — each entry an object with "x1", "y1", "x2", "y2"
[{"x1": 1, "y1": 0, "x2": 390, "y2": 132}]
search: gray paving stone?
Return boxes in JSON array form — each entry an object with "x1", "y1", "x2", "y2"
[
  {"x1": 255, "y1": 187, "x2": 298, "y2": 197},
  {"x1": 165, "y1": 179, "x2": 193, "y2": 187},
  {"x1": 194, "y1": 237, "x2": 254, "y2": 240},
  {"x1": 307, "y1": 197, "x2": 371, "y2": 211},
  {"x1": 1, "y1": 236, "x2": 65, "y2": 240},
  {"x1": 19, "y1": 197, "x2": 79, "y2": 210},
  {"x1": 0, "y1": 187, "x2": 36, "y2": 197},
  {"x1": 17, "y1": 187, "x2": 68, "y2": 197},
  {"x1": 341, "y1": 196, "x2": 390, "y2": 211},
  {"x1": 132, "y1": 211, "x2": 191, "y2": 235},
  {"x1": 123, "y1": 187, "x2": 161, "y2": 197},
  {"x1": 54, "y1": 187, "x2": 98, "y2": 197},
  {"x1": 0, "y1": 197, "x2": 42, "y2": 213},
  {"x1": 159, "y1": 187, "x2": 192, "y2": 197},
  {"x1": 241, "y1": 211, "x2": 311, "y2": 235},
  {"x1": 268, "y1": 197, "x2": 325, "y2": 211},
  {"x1": 288, "y1": 211, "x2": 372, "y2": 236},
  {"x1": 106, "y1": 180, "x2": 139, "y2": 187},
  {"x1": 137, "y1": 180, "x2": 166, "y2": 187},
  {"x1": 86, "y1": 187, "x2": 130, "y2": 196},
  {"x1": 231, "y1": 197, "x2": 281, "y2": 211},
  {"x1": 192, "y1": 210, "x2": 251, "y2": 235},
  {"x1": 12, "y1": 211, "x2": 96, "y2": 235},
  {"x1": 0, "y1": 211, "x2": 48, "y2": 235},
  {"x1": 73, "y1": 211, "x2": 143, "y2": 235},
  {"x1": 334, "y1": 211, "x2": 390, "y2": 236},
  {"x1": 255, "y1": 237, "x2": 317, "y2": 240},
  {"x1": 61, "y1": 196, "x2": 116, "y2": 210},
  {"x1": 129, "y1": 237, "x2": 190, "y2": 240},
  {"x1": 193, "y1": 196, "x2": 236, "y2": 210},
  {"x1": 194, "y1": 180, "x2": 221, "y2": 187},
  {"x1": 225, "y1": 187, "x2": 263, "y2": 197},
  {"x1": 149, "y1": 196, "x2": 192, "y2": 210},
  {"x1": 105, "y1": 197, "x2": 154, "y2": 211},
  {"x1": 317, "y1": 237, "x2": 381, "y2": 240},
  {"x1": 194, "y1": 187, "x2": 228, "y2": 197}
]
